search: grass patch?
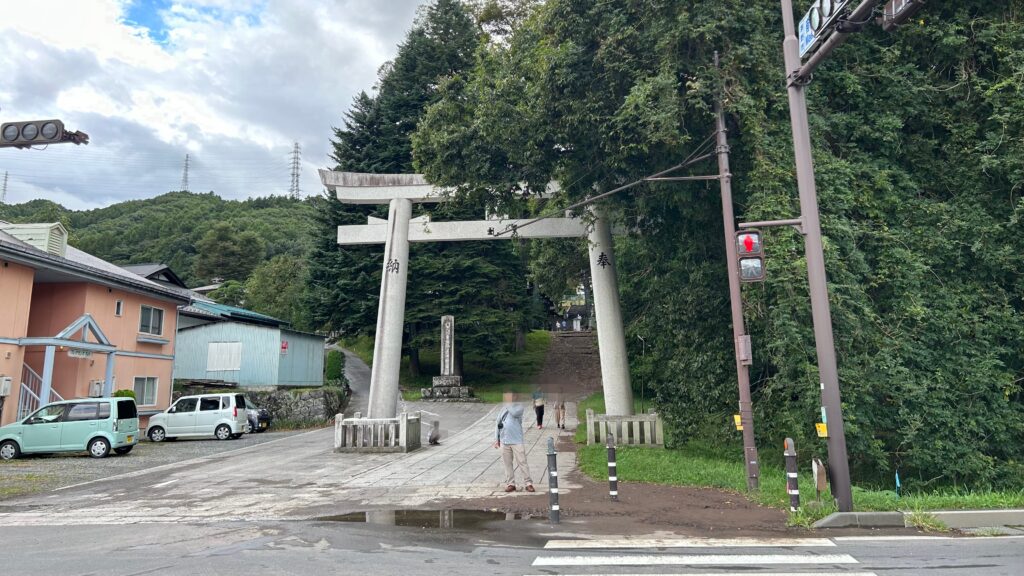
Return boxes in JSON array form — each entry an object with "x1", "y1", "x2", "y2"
[
  {"x1": 0, "y1": 470, "x2": 57, "y2": 500},
  {"x1": 400, "y1": 330, "x2": 551, "y2": 403},
  {"x1": 572, "y1": 392, "x2": 1024, "y2": 526},
  {"x1": 269, "y1": 418, "x2": 334, "y2": 432},
  {"x1": 905, "y1": 510, "x2": 948, "y2": 532},
  {"x1": 339, "y1": 335, "x2": 374, "y2": 367}
]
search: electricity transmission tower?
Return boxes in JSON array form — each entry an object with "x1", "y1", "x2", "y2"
[
  {"x1": 289, "y1": 142, "x2": 301, "y2": 199},
  {"x1": 180, "y1": 154, "x2": 190, "y2": 192},
  {"x1": 1, "y1": 171, "x2": 7, "y2": 204}
]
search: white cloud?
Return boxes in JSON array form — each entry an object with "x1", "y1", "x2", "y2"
[{"x1": 0, "y1": 0, "x2": 424, "y2": 207}]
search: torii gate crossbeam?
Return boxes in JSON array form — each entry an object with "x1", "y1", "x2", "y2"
[{"x1": 320, "y1": 170, "x2": 634, "y2": 418}]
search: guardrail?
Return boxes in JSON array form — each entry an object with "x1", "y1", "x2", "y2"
[
  {"x1": 334, "y1": 411, "x2": 422, "y2": 453},
  {"x1": 585, "y1": 408, "x2": 664, "y2": 446}
]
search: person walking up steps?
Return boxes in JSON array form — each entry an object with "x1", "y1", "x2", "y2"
[
  {"x1": 493, "y1": 392, "x2": 535, "y2": 493},
  {"x1": 532, "y1": 387, "x2": 545, "y2": 429}
]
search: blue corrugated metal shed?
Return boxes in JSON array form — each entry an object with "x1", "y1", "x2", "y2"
[{"x1": 174, "y1": 301, "x2": 325, "y2": 387}]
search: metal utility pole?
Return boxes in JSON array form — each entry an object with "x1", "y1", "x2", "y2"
[
  {"x1": 180, "y1": 153, "x2": 191, "y2": 192},
  {"x1": 779, "y1": 0, "x2": 854, "y2": 512},
  {"x1": 714, "y1": 52, "x2": 760, "y2": 491}
]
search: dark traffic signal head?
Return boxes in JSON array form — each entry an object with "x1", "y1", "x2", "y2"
[
  {"x1": 882, "y1": 0, "x2": 925, "y2": 32},
  {"x1": 0, "y1": 119, "x2": 87, "y2": 149},
  {"x1": 736, "y1": 230, "x2": 765, "y2": 282}
]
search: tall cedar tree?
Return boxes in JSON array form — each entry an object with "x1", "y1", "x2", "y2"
[{"x1": 308, "y1": 0, "x2": 539, "y2": 374}]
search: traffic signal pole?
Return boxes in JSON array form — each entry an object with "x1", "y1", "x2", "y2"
[
  {"x1": 779, "y1": 0, "x2": 854, "y2": 512},
  {"x1": 714, "y1": 53, "x2": 760, "y2": 491}
]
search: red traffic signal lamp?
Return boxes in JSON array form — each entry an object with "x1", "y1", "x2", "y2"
[
  {"x1": 1, "y1": 119, "x2": 89, "y2": 149},
  {"x1": 736, "y1": 230, "x2": 765, "y2": 282}
]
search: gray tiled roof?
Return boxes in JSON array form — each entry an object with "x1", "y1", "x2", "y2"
[{"x1": 0, "y1": 226, "x2": 187, "y2": 302}]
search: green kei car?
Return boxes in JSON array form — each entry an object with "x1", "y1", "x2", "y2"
[{"x1": 0, "y1": 397, "x2": 140, "y2": 460}]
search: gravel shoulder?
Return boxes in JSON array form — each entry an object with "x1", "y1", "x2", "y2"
[{"x1": 0, "y1": 428, "x2": 320, "y2": 501}]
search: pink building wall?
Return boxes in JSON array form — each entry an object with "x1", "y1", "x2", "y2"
[
  {"x1": 0, "y1": 260, "x2": 35, "y2": 425},
  {"x1": 25, "y1": 283, "x2": 177, "y2": 404}
]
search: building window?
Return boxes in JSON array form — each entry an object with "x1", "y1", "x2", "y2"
[
  {"x1": 139, "y1": 305, "x2": 164, "y2": 335},
  {"x1": 207, "y1": 342, "x2": 242, "y2": 372},
  {"x1": 115, "y1": 300, "x2": 123, "y2": 317},
  {"x1": 133, "y1": 377, "x2": 158, "y2": 406}
]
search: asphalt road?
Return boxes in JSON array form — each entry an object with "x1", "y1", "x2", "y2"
[
  {"x1": 3, "y1": 351, "x2": 1022, "y2": 574},
  {"x1": 1, "y1": 520, "x2": 1021, "y2": 576}
]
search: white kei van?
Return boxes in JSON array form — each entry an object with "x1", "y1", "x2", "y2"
[{"x1": 146, "y1": 393, "x2": 249, "y2": 442}]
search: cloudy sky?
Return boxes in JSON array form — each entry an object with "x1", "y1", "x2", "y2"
[{"x1": 0, "y1": 0, "x2": 423, "y2": 209}]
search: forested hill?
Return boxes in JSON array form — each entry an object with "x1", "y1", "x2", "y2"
[{"x1": 0, "y1": 192, "x2": 316, "y2": 289}]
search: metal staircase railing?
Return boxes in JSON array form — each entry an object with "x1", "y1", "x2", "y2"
[{"x1": 17, "y1": 363, "x2": 63, "y2": 420}]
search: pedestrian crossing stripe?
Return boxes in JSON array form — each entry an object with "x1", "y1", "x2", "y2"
[
  {"x1": 532, "y1": 554, "x2": 860, "y2": 566},
  {"x1": 524, "y1": 569, "x2": 876, "y2": 573},
  {"x1": 543, "y1": 537, "x2": 836, "y2": 549}
]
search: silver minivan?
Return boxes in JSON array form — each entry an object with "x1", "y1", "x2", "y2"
[{"x1": 146, "y1": 393, "x2": 248, "y2": 442}]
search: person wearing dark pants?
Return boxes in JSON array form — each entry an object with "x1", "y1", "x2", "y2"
[{"x1": 532, "y1": 388, "x2": 545, "y2": 429}]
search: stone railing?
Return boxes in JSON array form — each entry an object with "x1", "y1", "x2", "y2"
[
  {"x1": 334, "y1": 411, "x2": 421, "y2": 453},
  {"x1": 585, "y1": 409, "x2": 664, "y2": 447}
]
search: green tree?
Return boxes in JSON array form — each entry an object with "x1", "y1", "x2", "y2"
[
  {"x1": 245, "y1": 255, "x2": 310, "y2": 329},
  {"x1": 192, "y1": 222, "x2": 266, "y2": 284},
  {"x1": 414, "y1": 1, "x2": 1024, "y2": 488},
  {"x1": 208, "y1": 280, "x2": 246, "y2": 307},
  {"x1": 309, "y1": 0, "x2": 540, "y2": 374},
  {"x1": 1, "y1": 192, "x2": 316, "y2": 288}
]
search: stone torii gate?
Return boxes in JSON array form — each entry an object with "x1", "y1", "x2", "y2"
[{"x1": 319, "y1": 170, "x2": 634, "y2": 419}]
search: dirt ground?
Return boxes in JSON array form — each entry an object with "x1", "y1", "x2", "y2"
[
  {"x1": 455, "y1": 469, "x2": 794, "y2": 536},
  {"x1": 453, "y1": 332, "x2": 794, "y2": 535}
]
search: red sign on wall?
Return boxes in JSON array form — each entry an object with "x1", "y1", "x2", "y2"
[{"x1": 280, "y1": 340, "x2": 289, "y2": 355}]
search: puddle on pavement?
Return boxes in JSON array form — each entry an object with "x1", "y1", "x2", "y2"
[{"x1": 314, "y1": 509, "x2": 538, "y2": 530}]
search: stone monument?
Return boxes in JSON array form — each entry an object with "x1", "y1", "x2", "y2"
[{"x1": 422, "y1": 315, "x2": 474, "y2": 400}]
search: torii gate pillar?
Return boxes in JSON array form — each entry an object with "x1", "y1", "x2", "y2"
[
  {"x1": 367, "y1": 198, "x2": 412, "y2": 418},
  {"x1": 587, "y1": 206, "x2": 633, "y2": 416}
]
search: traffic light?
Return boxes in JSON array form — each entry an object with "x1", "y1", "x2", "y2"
[
  {"x1": 0, "y1": 119, "x2": 89, "y2": 149},
  {"x1": 882, "y1": 0, "x2": 925, "y2": 32},
  {"x1": 736, "y1": 230, "x2": 765, "y2": 282},
  {"x1": 809, "y1": 0, "x2": 851, "y2": 34},
  {"x1": 799, "y1": 0, "x2": 853, "y2": 57}
]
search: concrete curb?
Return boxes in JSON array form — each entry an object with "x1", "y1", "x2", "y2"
[
  {"x1": 814, "y1": 509, "x2": 1024, "y2": 529},
  {"x1": 813, "y1": 511, "x2": 905, "y2": 528},
  {"x1": 929, "y1": 509, "x2": 1024, "y2": 529}
]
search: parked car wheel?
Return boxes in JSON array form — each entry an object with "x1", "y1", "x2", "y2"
[
  {"x1": 215, "y1": 424, "x2": 232, "y2": 441},
  {"x1": 0, "y1": 440, "x2": 20, "y2": 461},
  {"x1": 88, "y1": 437, "x2": 111, "y2": 458},
  {"x1": 148, "y1": 426, "x2": 167, "y2": 442},
  {"x1": 114, "y1": 446, "x2": 133, "y2": 455}
]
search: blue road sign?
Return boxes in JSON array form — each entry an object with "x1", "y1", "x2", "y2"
[{"x1": 799, "y1": 11, "x2": 817, "y2": 57}]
